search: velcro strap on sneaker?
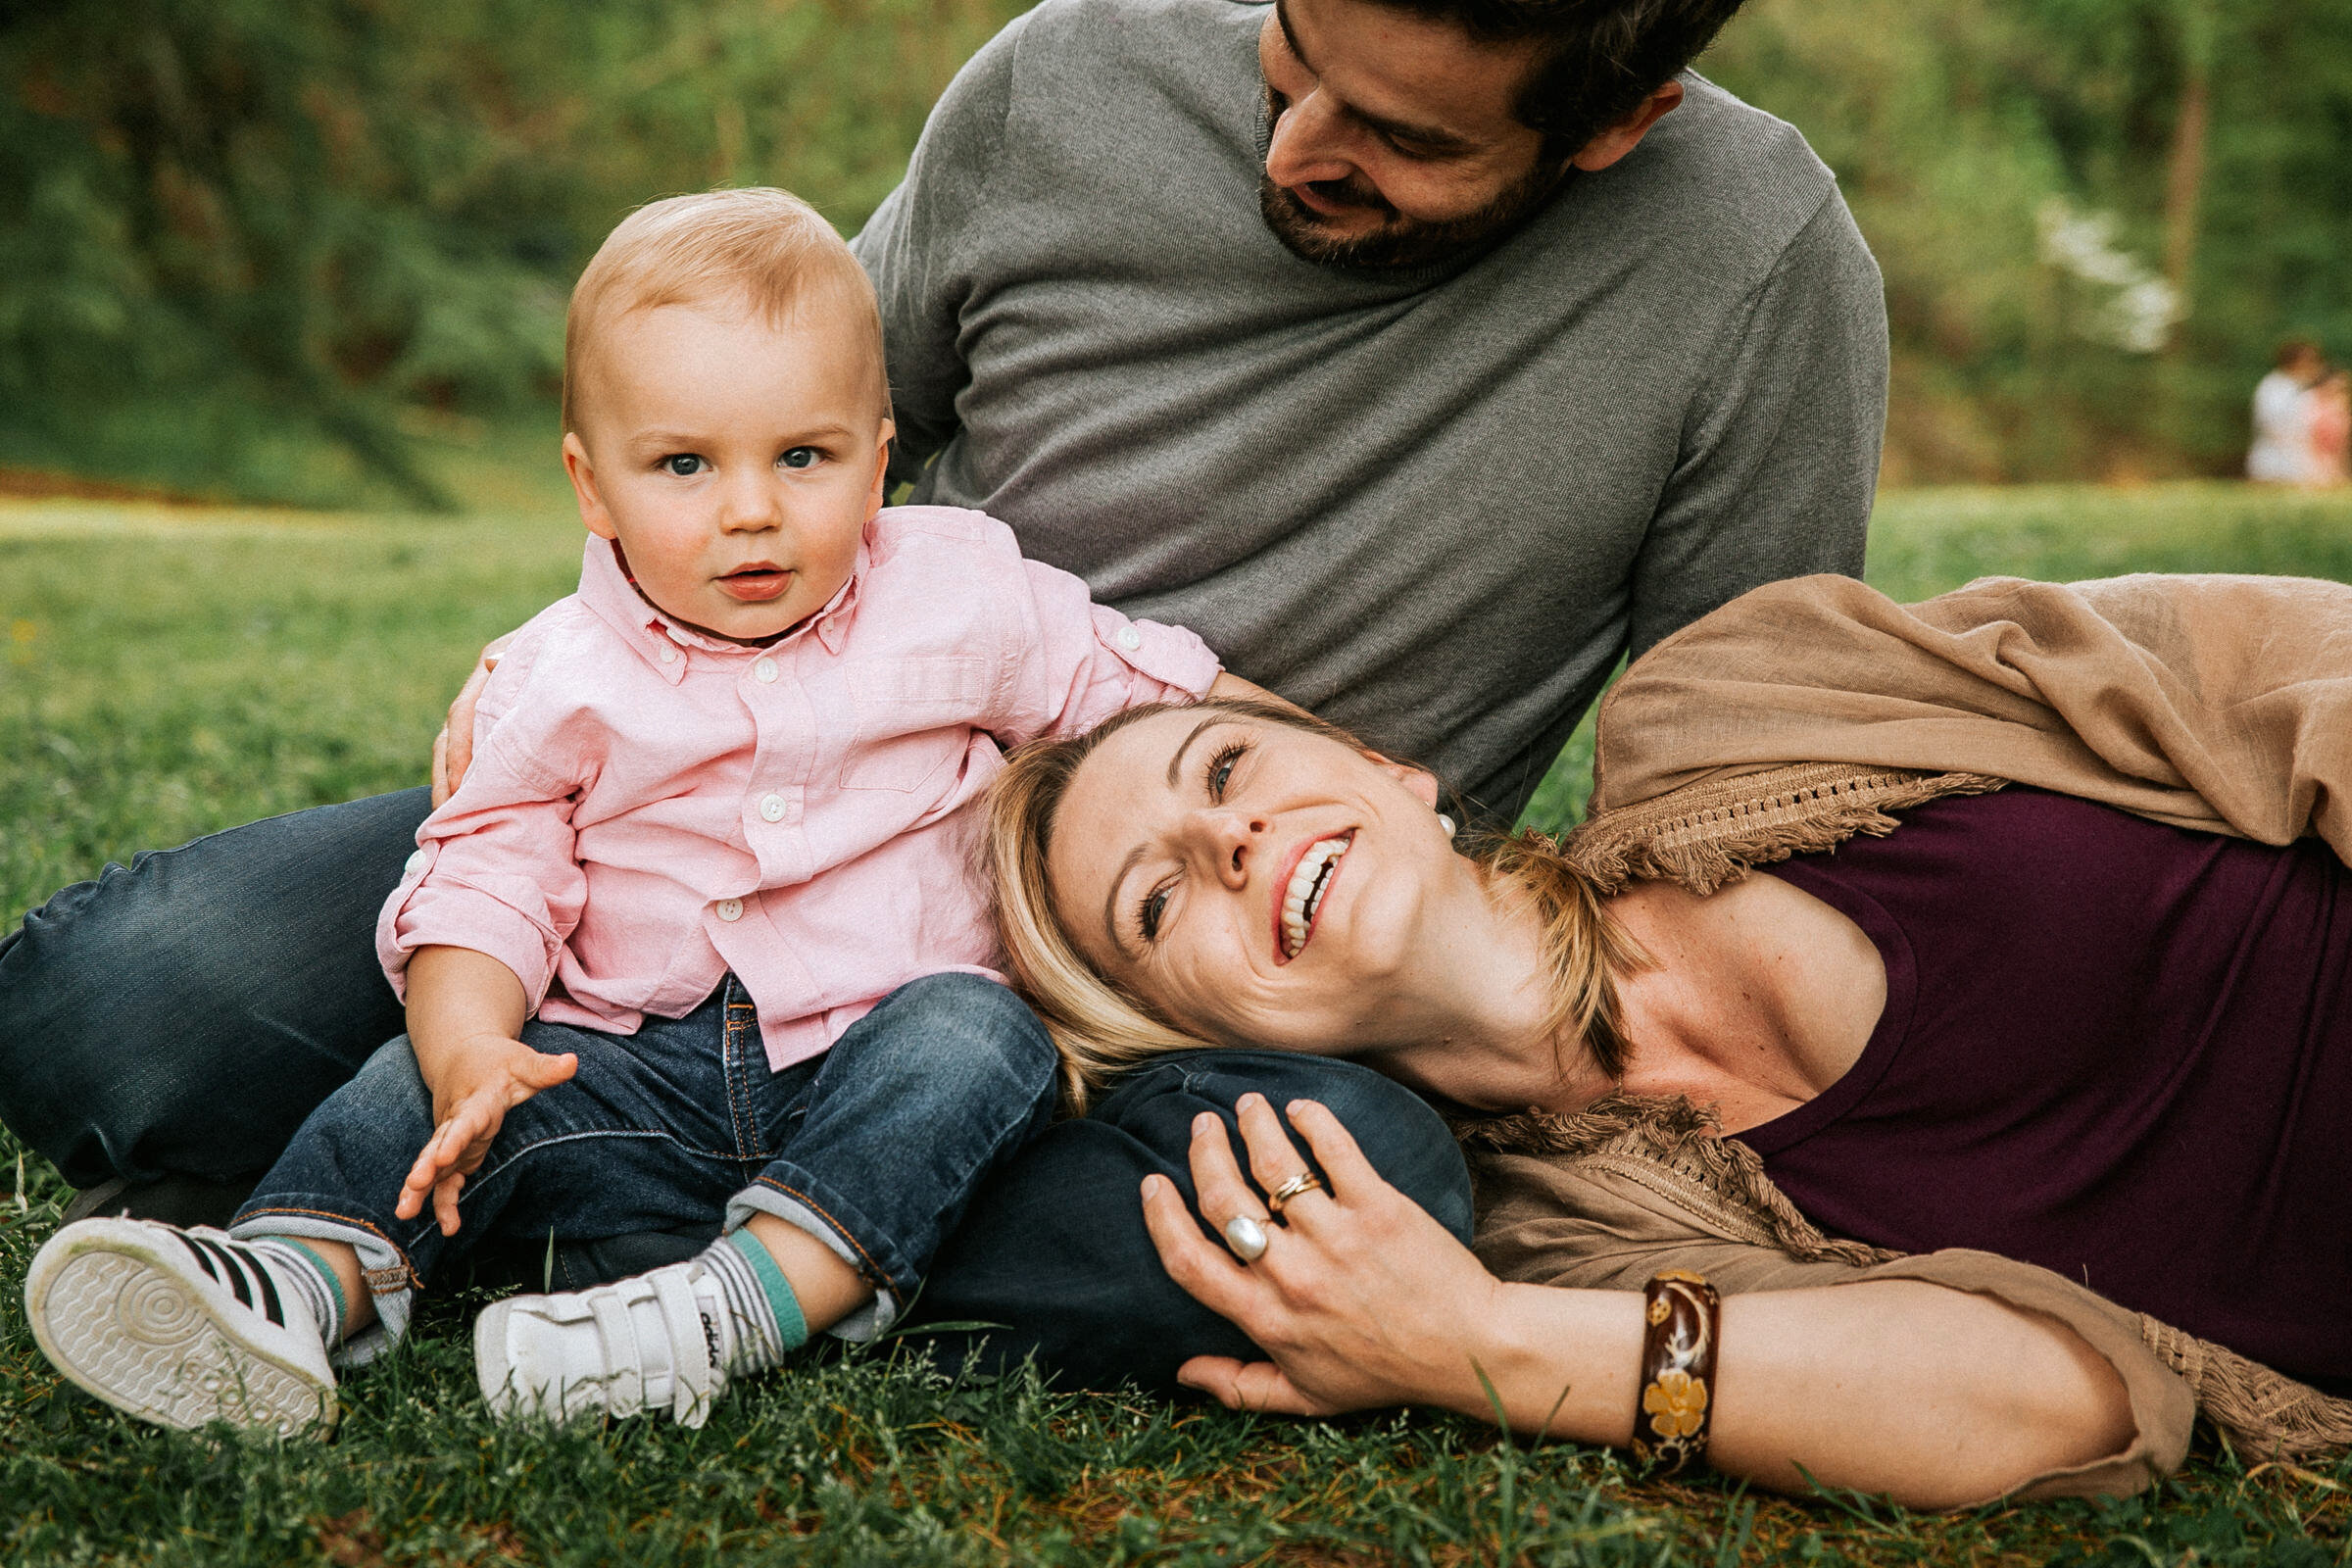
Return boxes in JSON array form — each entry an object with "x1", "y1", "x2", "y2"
[
  {"x1": 649, "y1": 1266, "x2": 716, "y2": 1428},
  {"x1": 589, "y1": 1289, "x2": 644, "y2": 1416}
]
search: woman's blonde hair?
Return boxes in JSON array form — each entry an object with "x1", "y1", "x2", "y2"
[{"x1": 986, "y1": 698, "x2": 1645, "y2": 1109}]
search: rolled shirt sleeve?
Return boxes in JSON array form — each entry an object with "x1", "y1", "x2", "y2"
[{"x1": 374, "y1": 670, "x2": 589, "y2": 1009}]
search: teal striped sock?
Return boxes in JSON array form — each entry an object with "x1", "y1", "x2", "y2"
[{"x1": 696, "y1": 1229, "x2": 808, "y2": 1377}]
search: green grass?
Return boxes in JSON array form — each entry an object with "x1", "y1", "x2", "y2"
[{"x1": 9, "y1": 474, "x2": 2352, "y2": 1564}]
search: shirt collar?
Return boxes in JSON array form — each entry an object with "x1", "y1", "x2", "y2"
[{"x1": 574, "y1": 534, "x2": 867, "y2": 681}]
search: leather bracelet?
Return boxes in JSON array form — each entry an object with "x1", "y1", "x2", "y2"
[{"x1": 1631, "y1": 1270, "x2": 1720, "y2": 1477}]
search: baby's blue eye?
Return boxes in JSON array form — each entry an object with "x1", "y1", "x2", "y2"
[
  {"x1": 780, "y1": 447, "x2": 818, "y2": 470},
  {"x1": 662, "y1": 455, "x2": 705, "y2": 476}
]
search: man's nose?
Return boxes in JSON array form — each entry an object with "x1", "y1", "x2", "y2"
[
  {"x1": 1263, "y1": 88, "x2": 1356, "y2": 190},
  {"x1": 1190, "y1": 808, "x2": 1269, "y2": 889}
]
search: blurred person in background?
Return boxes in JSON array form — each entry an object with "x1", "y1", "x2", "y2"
[
  {"x1": 2305, "y1": 368, "x2": 2350, "y2": 487},
  {"x1": 2248, "y1": 338, "x2": 2327, "y2": 483}
]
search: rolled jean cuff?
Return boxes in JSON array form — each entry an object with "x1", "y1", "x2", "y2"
[
  {"x1": 229, "y1": 1206, "x2": 412, "y2": 1368},
  {"x1": 728, "y1": 1178, "x2": 903, "y2": 1344}
]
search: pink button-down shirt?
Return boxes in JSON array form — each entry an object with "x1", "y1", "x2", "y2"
[{"x1": 377, "y1": 507, "x2": 1220, "y2": 1070}]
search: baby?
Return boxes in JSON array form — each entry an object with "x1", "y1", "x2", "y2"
[{"x1": 26, "y1": 188, "x2": 1251, "y2": 1435}]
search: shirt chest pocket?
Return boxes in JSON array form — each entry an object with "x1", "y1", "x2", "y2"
[{"x1": 838, "y1": 656, "x2": 991, "y2": 792}]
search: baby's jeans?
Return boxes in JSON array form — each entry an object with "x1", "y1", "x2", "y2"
[{"x1": 229, "y1": 971, "x2": 1056, "y2": 1362}]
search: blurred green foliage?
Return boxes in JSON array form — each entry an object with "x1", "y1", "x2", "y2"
[
  {"x1": 1707, "y1": 0, "x2": 2352, "y2": 480},
  {"x1": 3, "y1": 0, "x2": 2347, "y2": 500},
  {"x1": 0, "y1": 0, "x2": 1022, "y2": 506}
]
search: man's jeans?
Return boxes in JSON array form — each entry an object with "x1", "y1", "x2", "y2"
[
  {"x1": 0, "y1": 789, "x2": 1474, "y2": 1391},
  {"x1": 231, "y1": 972, "x2": 1055, "y2": 1357}
]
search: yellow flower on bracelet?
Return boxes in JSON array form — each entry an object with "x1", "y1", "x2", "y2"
[{"x1": 1642, "y1": 1368, "x2": 1709, "y2": 1439}]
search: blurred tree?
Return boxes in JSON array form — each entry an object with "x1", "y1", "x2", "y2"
[
  {"x1": 1706, "y1": 0, "x2": 2352, "y2": 480},
  {"x1": 0, "y1": 0, "x2": 1020, "y2": 506},
  {"x1": 3, "y1": 0, "x2": 2347, "y2": 499}
]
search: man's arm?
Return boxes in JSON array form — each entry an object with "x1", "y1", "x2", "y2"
[
  {"x1": 1624, "y1": 191, "x2": 1886, "y2": 662},
  {"x1": 851, "y1": 11, "x2": 1030, "y2": 488}
]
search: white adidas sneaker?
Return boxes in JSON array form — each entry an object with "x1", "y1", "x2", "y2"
[
  {"x1": 474, "y1": 1261, "x2": 729, "y2": 1429},
  {"x1": 24, "y1": 1217, "x2": 337, "y2": 1437}
]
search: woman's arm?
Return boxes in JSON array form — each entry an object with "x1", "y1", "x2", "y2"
[{"x1": 1145, "y1": 1095, "x2": 2136, "y2": 1510}]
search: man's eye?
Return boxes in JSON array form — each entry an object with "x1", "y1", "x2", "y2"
[
  {"x1": 1206, "y1": 739, "x2": 1247, "y2": 802},
  {"x1": 780, "y1": 447, "x2": 818, "y2": 469},
  {"x1": 1139, "y1": 886, "x2": 1171, "y2": 943},
  {"x1": 662, "y1": 455, "x2": 705, "y2": 476}
]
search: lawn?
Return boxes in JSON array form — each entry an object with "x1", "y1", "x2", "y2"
[{"x1": 7, "y1": 473, "x2": 2352, "y2": 1565}]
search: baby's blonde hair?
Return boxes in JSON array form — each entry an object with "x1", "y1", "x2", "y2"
[
  {"x1": 562, "y1": 187, "x2": 888, "y2": 434},
  {"x1": 986, "y1": 699, "x2": 1644, "y2": 1109}
]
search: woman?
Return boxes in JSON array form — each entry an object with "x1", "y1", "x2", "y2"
[{"x1": 985, "y1": 570, "x2": 2352, "y2": 1509}]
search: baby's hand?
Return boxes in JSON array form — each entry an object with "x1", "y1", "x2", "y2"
[{"x1": 397, "y1": 1038, "x2": 577, "y2": 1236}]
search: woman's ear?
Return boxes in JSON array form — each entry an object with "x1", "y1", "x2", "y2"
[{"x1": 1367, "y1": 752, "x2": 1442, "y2": 808}]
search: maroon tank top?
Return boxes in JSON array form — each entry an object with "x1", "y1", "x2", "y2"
[{"x1": 1744, "y1": 788, "x2": 2352, "y2": 1393}]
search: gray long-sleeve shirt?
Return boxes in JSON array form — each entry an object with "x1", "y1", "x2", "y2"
[{"x1": 853, "y1": 0, "x2": 1886, "y2": 822}]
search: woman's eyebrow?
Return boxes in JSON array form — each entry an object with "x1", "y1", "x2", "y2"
[
  {"x1": 1103, "y1": 844, "x2": 1148, "y2": 956},
  {"x1": 1166, "y1": 718, "x2": 1218, "y2": 787}
]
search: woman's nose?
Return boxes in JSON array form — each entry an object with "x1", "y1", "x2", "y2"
[{"x1": 1190, "y1": 808, "x2": 1269, "y2": 889}]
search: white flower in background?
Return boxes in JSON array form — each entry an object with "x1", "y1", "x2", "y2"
[{"x1": 2036, "y1": 197, "x2": 2183, "y2": 354}]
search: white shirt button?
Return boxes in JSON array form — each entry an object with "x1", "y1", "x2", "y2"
[
  {"x1": 754, "y1": 658, "x2": 778, "y2": 683},
  {"x1": 715, "y1": 898, "x2": 744, "y2": 922},
  {"x1": 658, "y1": 645, "x2": 680, "y2": 665},
  {"x1": 404, "y1": 849, "x2": 429, "y2": 876},
  {"x1": 1115, "y1": 626, "x2": 1143, "y2": 651},
  {"x1": 759, "y1": 794, "x2": 786, "y2": 823}
]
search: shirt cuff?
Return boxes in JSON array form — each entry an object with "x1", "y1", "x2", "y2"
[
  {"x1": 377, "y1": 866, "x2": 559, "y2": 1008},
  {"x1": 1092, "y1": 605, "x2": 1221, "y2": 698}
]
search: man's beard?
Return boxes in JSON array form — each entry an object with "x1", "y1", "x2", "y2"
[{"x1": 1256, "y1": 137, "x2": 1568, "y2": 271}]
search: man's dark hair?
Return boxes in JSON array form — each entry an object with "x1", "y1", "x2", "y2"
[{"x1": 1378, "y1": 0, "x2": 1750, "y2": 159}]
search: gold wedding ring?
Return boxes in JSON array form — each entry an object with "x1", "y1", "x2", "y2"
[{"x1": 1264, "y1": 1169, "x2": 1325, "y2": 1216}]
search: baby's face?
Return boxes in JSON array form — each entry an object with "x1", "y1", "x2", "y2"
[{"x1": 564, "y1": 296, "x2": 891, "y2": 643}]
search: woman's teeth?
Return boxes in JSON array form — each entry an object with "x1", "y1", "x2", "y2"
[{"x1": 1281, "y1": 834, "x2": 1351, "y2": 960}]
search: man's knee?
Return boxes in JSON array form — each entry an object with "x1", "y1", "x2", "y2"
[
  {"x1": 1099, "y1": 1051, "x2": 1473, "y2": 1244},
  {"x1": 0, "y1": 788, "x2": 432, "y2": 1182}
]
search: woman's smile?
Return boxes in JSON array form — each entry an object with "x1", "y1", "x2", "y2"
[{"x1": 1276, "y1": 831, "x2": 1353, "y2": 962}]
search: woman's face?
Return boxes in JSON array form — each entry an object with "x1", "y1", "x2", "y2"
[{"x1": 1046, "y1": 709, "x2": 1476, "y2": 1053}]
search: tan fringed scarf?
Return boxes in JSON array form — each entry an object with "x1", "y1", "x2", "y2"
[{"x1": 1488, "y1": 571, "x2": 2352, "y2": 1461}]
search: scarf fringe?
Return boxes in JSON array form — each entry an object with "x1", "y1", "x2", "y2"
[
  {"x1": 2139, "y1": 1318, "x2": 2352, "y2": 1460},
  {"x1": 1458, "y1": 1096, "x2": 1900, "y2": 1269},
  {"x1": 1565, "y1": 766, "x2": 2011, "y2": 895}
]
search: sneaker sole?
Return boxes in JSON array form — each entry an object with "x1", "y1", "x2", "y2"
[{"x1": 27, "y1": 1228, "x2": 335, "y2": 1437}]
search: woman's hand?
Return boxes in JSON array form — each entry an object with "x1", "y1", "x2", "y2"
[
  {"x1": 1140, "y1": 1093, "x2": 1512, "y2": 1418},
  {"x1": 395, "y1": 1034, "x2": 576, "y2": 1236},
  {"x1": 431, "y1": 632, "x2": 516, "y2": 807}
]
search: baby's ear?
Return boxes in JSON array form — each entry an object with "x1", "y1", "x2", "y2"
[
  {"x1": 564, "y1": 432, "x2": 618, "y2": 540},
  {"x1": 1366, "y1": 752, "x2": 1441, "y2": 808}
]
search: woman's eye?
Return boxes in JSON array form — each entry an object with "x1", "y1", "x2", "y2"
[
  {"x1": 779, "y1": 447, "x2": 818, "y2": 470},
  {"x1": 1139, "y1": 886, "x2": 1171, "y2": 943},
  {"x1": 662, "y1": 455, "x2": 705, "y2": 476},
  {"x1": 1206, "y1": 740, "x2": 1247, "y2": 802}
]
